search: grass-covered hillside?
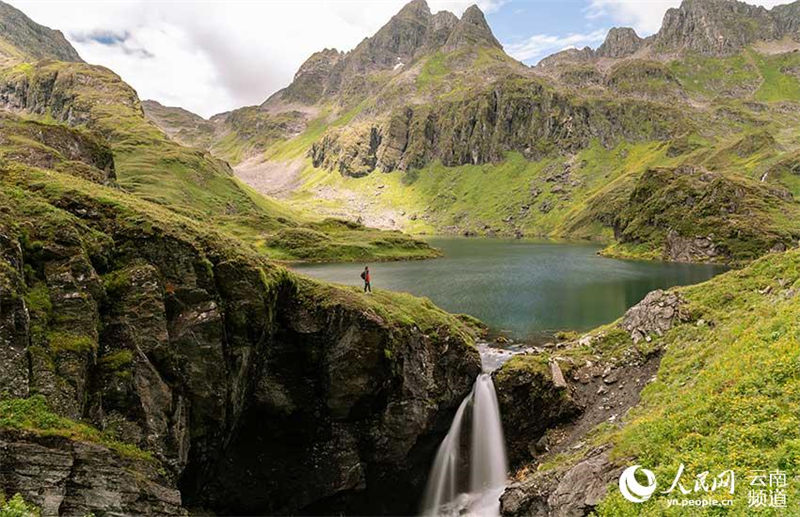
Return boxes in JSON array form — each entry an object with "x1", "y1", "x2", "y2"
[
  {"x1": 0, "y1": 111, "x2": 481, "y2": 514},
  {"x1": 0, "y1": 50, "x2": 436, "y2": 262}
]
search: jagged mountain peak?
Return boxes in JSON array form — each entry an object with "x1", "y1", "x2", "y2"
[
  {"x1": 445, "y1": 4, "x2": 502, "y2": 51},
  {"x1": 274, "y1": 0, "x2": 504, "y2": 106},
  {"x1": 281, "y1": 48, "x2": 344, "y2": 104},
  {"x1": 0, "y1": 0, "x2": 82, "y2": 63},
  {"x1": 596, "y1": 27, "x2": 643, "y2": 58},
  {"x1": 397, "y1": 0, "x2": 432, "y2": 17}
]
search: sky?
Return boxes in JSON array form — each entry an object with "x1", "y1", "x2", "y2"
[{"x1": 10, "y1": 0, "x2": 792, "y2": 118}]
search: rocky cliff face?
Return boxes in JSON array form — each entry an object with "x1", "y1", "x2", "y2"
[
  {"x1": 281, "y1": 48, "x2": 345, "y2": 104},
  {"x1": 611, "y1": 165, "x2": 800, "y2": 263},
  {"x1": 0, "y1": 428, "x2": 185, "y2": 516},
  {"x1": 443, "y1": 4, "x2": 502, "y2": 52},
  {"x1": 654, "y1": 0, "x2": 778, "y2": 55},
  {"x1": 309, "y1": 78, "x2": 684, "y2": 176},
  {"x1": 0, "y1": 114, "x2": 481, "y2": 515}
]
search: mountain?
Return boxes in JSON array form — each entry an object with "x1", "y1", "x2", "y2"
[
  {"x1": 3, "y1": 2, "x2": 800, "y2": 517},
  {"x1": 144, "y1": 0, "x2": 800, "y2": 265},
  {"x1": 0, "y1": 1, "x2": 81, "y2": 62}
]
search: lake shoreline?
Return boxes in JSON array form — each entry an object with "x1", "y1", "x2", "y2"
[{"x1": 293, "y1": 238, "x2": 726, "y2": 341}]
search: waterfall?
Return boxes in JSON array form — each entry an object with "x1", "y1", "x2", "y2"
[
  {"x1": 421, "y1": 347, "x2": 510, "y2": 517},
  {"x1": 470, "y1": 374, "x2": 508, "y2": 495}
]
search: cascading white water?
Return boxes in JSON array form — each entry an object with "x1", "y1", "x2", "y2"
[
  {"x1": 420, "y1": 395, "x2": 471, "y2": 514},
  {"x1": 421, "y1": 346, "x2": 511, "y2": 517}
]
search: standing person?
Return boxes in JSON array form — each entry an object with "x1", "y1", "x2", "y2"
[{"x1": 361, "y1": 266, "x2": 371, "y2": 293}]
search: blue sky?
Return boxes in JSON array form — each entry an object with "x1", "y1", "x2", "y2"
[
  {"x1": 10, "y1": 0, "x2": 787, "y2": 116},
  {"x1": 491, "y1": 1, "x2": 613, "y2": 62}
]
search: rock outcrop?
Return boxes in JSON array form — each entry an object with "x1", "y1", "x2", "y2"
[
  {"x1": 0, "y1": 429, "x2": 185, "y2": 516},
  {"x1": 493, "y1": 356, "x2": 579, "y2": 466},
  {"x1": 443, "y1": 4, "x2": 502, "y2": 52},
  {"x1": 653, "y1": 0, "x2": 778, "y2": 55},
  {"x1": 281, "y1": 48, "x2": 345, "y2": 104},
  {"x1": 0, "y1": 114, "x2": 115, "y2": 183},
  {"x1": 619, "y1": 289, "x2": 685, "y2": 343},
  {"x1": 596, "y1": 27, "x2": 643, "y2": 58},
  {"x1": 310, "y1": 78, "x2": 684, "y2": 176},
  {"x1": 501, "y1": 449, "x2": 621, "y2": 517},
  {"x1": 607, "y1": 165, "x2": 800, "y2": 264}
]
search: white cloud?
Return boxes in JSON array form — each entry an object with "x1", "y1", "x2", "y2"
[
  {"x1": 586, "y1": 0, "x2": 792, "y2": 37},
  {"x1": 505, "y1": 29, "x2": 608, "y2": 63},
  {"x1": 11, "y1": 0, "x2": 504, "y2": 118}
]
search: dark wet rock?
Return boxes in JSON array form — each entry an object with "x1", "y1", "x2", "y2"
[{"x1": 0, "y1": 185, "x2": 482, "y2": 515}]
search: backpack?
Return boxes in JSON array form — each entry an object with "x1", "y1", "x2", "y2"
[{"x1": 360, "y1": 271, "x2": 366, "y2": 280}]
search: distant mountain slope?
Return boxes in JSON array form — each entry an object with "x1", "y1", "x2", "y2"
[
  {"x1": 141, "y1": 0, "x2": 800, "y2": 264},
  {"x1": 0, "y1": 0, "x2": 82, "y2": 62}
]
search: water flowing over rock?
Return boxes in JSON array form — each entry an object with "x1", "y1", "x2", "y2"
[{"x1": 421, "y1": 346, "x2": 511, "y2": 517}]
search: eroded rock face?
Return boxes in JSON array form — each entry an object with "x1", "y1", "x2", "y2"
[
  {"x1": 501, "y1": 449, "x2": 620, "y2": 517},
  {"x1": 0, "y1": 192, "x2": 481, "y2": 515},
  {"x1": 194, "y1": 279, "x2": 481, "y2": 515},
  {"x1": 310, "y1": 78, "x2": 682, "y2": 176},
  {"x1": 654, "y1": 0, "x2": 778, "y2": 55},
  {"x1": 665, "y1": 230, "x2": 721, "y2": 262},
  {"x1": 0, "y1": 429, "x2": 185, "y2": 516},
  {"x1": 0, "y1": 114, "x2": 116, "y2": 184},
  {"x1": 619, "y1": 289, "x2": 685, "y2": 343}
]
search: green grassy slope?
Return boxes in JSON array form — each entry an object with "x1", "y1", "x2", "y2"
[
  {"x1": 594, "y1": 249, "x2": 800, "y2": 515},
  {"x1": 497, "y1": 246, "x2": 800, "y2": 515},
  {"x1": 0, "y1": 60, "x2": 436, "y2": 262}
]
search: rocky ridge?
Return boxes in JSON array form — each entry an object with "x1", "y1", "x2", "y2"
[{"x1": 0, "y1": 1, "x2": 82, "y2": 63}]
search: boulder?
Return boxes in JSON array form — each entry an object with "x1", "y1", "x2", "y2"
[{"x1": 619, "y1": 289, "x2": 685, "y2": 343}]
